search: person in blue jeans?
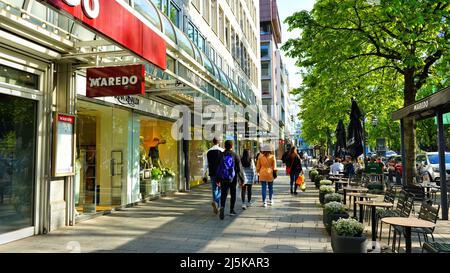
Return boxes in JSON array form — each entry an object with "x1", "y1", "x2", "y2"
[
  {"x1": 256, "y1": 146, "x2": 276, "y2": 207},
  {"x1": 204, "y1": 138, "x2": 224, "y2": 214},
  {"x1": 288, "y1": 147, "x2": 303, "y2": 195}
]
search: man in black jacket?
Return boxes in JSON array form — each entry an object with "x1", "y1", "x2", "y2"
[
  {"x1": 217, "y1": 140, "x2": 245, "y2": 220},
  {"x1": 205, "y1": 138, "x2": 224, "y2": 215}
]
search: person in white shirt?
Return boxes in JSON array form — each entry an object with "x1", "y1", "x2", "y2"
[
  {"x1": 203, "y1": 138, "x2": 225, "y2": 214},
  {"x1": 330, "y1": 158, "x2": 344, "y2": 175}
]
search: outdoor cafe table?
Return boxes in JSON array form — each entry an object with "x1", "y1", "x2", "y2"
[
  {"x1": 419, "y1": 183, "x2": 440, "y2": 199},
  {"x1": 356, "y1": 201, "x2": 394, "y2": 247},
  {"x1": 381, "y1": 217, "x2": 436, "y2": 253},
  {"x1": 347, "y1": 192, "x2": 381, "y2": 219},
  {"x1": 342, "y1": 186, "x2": 369, "y2": 205},
  {"x1": 330, "y1": 177, "x2": 349, "y2": 192}
]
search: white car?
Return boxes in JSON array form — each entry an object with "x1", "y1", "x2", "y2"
[{"x1": 416, "y1": 152, "x2": 450, "y2": 184}]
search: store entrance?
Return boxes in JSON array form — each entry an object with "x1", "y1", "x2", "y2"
[
  {"x1": 75, "y1": 100, "x2": 129, "y2": 216},
  {"x1": 0, "y1": 93, "x2": 36, "y2": 235}
]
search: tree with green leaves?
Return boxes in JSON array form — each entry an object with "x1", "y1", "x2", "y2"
[{"x1": 283, "y1": 0, "x2": 450, "y2": 184}]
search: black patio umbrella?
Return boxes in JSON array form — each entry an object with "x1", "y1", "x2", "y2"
[
  {"x1": 346, "y1": 99, "x2": 364, "y2": 159},
  {"x1": 334, "y1": 119, "x2": 347, "y2": 158}
]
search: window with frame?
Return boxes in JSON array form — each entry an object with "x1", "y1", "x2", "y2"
[
  {"x1": 202, "y1": 0, "x2": 210, "y2": 23},
  {"x1": 192, "y1": 0, "x2": 200, "y2": 11},
  {"x1": 219, "y1": 7, "x2": 224, "y2": 43},
  {"x1": 261, "y1": 43, "x2": 269, "y2": 58},
  {"x1": 261, "y1": 80, "x2": 271, "y2": 96},
  {"x1": 225, "y1": 18, "x2": 230, "y2": 50},
  {"x1": 211, "y1": 0, "x2": 217, "y2": 34},
  {"x1": 261, "y1": 62, "x2": 270, "y2": 77}
]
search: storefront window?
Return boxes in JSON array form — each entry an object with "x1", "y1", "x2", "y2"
[
  {"x1": 0, "y1": 93, "x2": 36, "y2": 234},
  {"x1": 189, "y1": 140, "x2": 209, "y2": 187},
  {"x1": 139, "y1": 116, "x2": 179, "y2": 196},
  {"x1": 75, "y1": 101, "x2": 131, "y2": 215}
]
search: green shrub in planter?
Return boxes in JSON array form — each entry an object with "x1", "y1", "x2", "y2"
[
  {"x1": 314, "y1": 175, "x2": 324, "y2": 189},
  {"x1": 310, "y1": 169, "x2": 318, "y2": 182},
  {"x1": 324, "y1": 193, "x2": 343, "y2": 204},
  {"x1": 323, "y1": 202, "x2": 349, "y2": 234},
  {"x1": 319, "y1": 185, "x2": 334, "y2": 204},
  {"x1": 331, "y1": 218, "x2": 367, "y2": 253},
  {"x1": 367, "y1": 183, "x2": 384, "y2": 194},
  {"x1": 320, "y1": 180, "x2": 333, "y2": 186}
]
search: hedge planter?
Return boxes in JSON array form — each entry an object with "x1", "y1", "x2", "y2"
[
  {"x1": 331, "y1": 228, "x2": 367, "y2": 253},
  {"x1": 319, "y1": 186, "x2": 334, "y2": 204},
  {"x1": 310, "y1": 170, "x2": 318, "y2": 183},
  {"x1": 323, "y1": 210, "x2": 349, "y2": 235},
  {"x1": 315, "y1": 175, "x2": 325, "y2": 189}
]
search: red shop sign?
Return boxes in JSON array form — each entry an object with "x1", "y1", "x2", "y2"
[
  {"x1": 58, "y1": 114, "x2": 75, "y2": 124},
  {"x1": 42, "y1": 0, "x2": 166, "y2": 70},
  {"x1": 86, "y1": 64, "x2": 145, "y2": 97}
]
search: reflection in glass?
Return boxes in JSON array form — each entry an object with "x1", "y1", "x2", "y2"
[{"x1": 0, "y1": 94, "x2": 36, "y2": 234}]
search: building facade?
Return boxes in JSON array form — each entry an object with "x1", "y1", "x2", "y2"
[
  {"x1": 0, "y1": 0, "x2": 263, "y2": 245},
  {"x1": 259, "y1": 0, "x2": 286, "y2": 159}
]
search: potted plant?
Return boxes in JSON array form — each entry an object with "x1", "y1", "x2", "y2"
[
  {"x1": 367, "y1": 183, "x2": 384, "y2": 194},
  {"x1": 314, "y1": 175, "x2": 325, "y2": 189},
  {"x1": 151, "y1": 168, "x2": 163, "y2": 195},
  {"x1": 319, "y1": 185, "x2": 334, "y2": 204},
  {"x1": 309, "y1": 169, "x2": 318, "y2": 183},
  {"x1": 161, "y1": 168, "x2": 176, "y2": 193},
  {"x1": 324, "y1": 193, "x2": 343, "y2": 204},
  {"x1": 320, "y1": 179, "x2": 333, "y2": 186},
  {"x1": 323, "y1": 201, "x2": 349, "y2": 235},
  {"x1": 331, "y1": 218, "x2": 367, "y2": 253}
]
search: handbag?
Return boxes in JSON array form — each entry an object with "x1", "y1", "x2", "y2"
[
  {"x1": 300, "y1": 174, "x2": 306, "y2": 192},
  {"x1": 273, "y1": 169, "x2": 278, "y2": 180},
  {"x1": 286, "y1": 157, "x2": 294, "y2": 175},
  {"x1": 295, "y1": 174, "x2": 303, "y2": 186}
]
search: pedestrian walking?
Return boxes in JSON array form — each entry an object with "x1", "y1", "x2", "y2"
[
  {"x1": 240, "y1": 149, "x2": 256, "y2": 209},
  {"x1": 256, "y1": 145, "x2": 277, "y2": 207},
  {"x1": 217, "y1": 140, "x2": 245, "y2": 220},
  {"x1": 204, "y1": 138, "x2": 224, "y2": 215},
  {"x1": 288, "y1": 147, "x2": 303, "y2": 195}
]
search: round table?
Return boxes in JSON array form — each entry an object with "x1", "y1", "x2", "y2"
[
  {"x1": 333, "y1": 179, "x2": 349, "y2": 192},
  {"x1": 342, "y1": 187, "x2": 369, "y2": 205},
  {"x1": 356, "y1": 201, "x2": 394, "y2": 247},
  {"x1": 381, "y1": 217, "x2": 435, "y2": 253},
  {"x1": 347, "y1": 192, "x2": 382, "y2": 219}
]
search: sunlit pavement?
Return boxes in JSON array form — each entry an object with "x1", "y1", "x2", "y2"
[{"x1": 0, "y1": 173, "x2": 331, "y2": 253}]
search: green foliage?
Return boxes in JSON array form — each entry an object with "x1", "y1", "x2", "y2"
[
  {"x1": 324, "y1": 193, "x2": 343, "y2": 204},
  {"x1": 319, "y1": 185, "x2": 335, "y2": 194},
  {"x1": 320, "y1": 179, "x2": 333, "y2": 186},
  {"x1": 283, "y1": 0, "x2": 450, "y2": 164},
  {"x1": 151, "y1": 168, "x2": 163, "y2": 180},
  {"x1": 332, "y1": 218, "x2": 364, "y2": 237},
  {"x1": 324, "y1": 201, "x2": 346, "y2": 215}
]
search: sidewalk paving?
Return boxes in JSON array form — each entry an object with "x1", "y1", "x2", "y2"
[{"x1": 0, "y1": 174, "x2": 331, "y2": 253}]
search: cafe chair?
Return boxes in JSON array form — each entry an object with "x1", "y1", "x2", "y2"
[{"x1": 422, "y1": 242, "x2": 450, "y2": 253}]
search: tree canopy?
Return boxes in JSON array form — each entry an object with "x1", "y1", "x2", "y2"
[{"x1": 283, "y1": 0, "x2": 450, "y2": 184}]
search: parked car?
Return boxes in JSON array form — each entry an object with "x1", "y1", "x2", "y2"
[
  {"x1": 385, "y1": 151, "x2": 398, "y2": 158},
  {"x1": 416, "y1": 152, "x2": 450, "y2": 184}
]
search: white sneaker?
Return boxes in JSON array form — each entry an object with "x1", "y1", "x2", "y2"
[
  {"x1": 263, "y1": 202, "x2": 267, "y2": 207},
  {"x1": 270, "y1": 199, "x2": 274, "y2": 206},
  {"x1": 242, "y1": 204, "x2": 247, "y2": 210}
]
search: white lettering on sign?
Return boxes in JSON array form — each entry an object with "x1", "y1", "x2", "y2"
[
  {"x1": 62, "y1": 0, "x2": 100, "y2": 19},
  {"x1": 413, "y1": 100, "x2": 429, "y2": 111},
  {"x1": 89, "y1": 76, "x2": 138, "y2": 88}
]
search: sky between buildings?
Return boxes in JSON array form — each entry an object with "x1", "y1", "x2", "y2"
[{"x1": 278, "y1": 0, "x2": 316, "y2": 90}]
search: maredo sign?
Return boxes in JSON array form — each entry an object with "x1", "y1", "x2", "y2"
[
  {"x1": 86, "y1": 64, "x2": 145, "y2": 97},
  {"x1": 41, "y1": 0, "x2": 166, "y2": 70}
]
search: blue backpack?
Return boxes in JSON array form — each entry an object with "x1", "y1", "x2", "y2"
[{"x1": 216, "y1": 153, "x2": 235, "y2": 181}]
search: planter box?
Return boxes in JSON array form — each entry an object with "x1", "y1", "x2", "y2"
[
  {"x1": 319, "y1": 191, "x2": 333, "y2": 204},
  {"x1": 331, "y1": 228, "x2": 367, "y2": 253},
  {"x1": 323, "y1": 210, "x2": 349, "y2": 235}
]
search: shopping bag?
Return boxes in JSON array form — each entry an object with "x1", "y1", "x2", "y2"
[
  {"x1": 300, "y1": 175, "x2": 306, "y2": 192},
  {"x1": 295, "y1": 175, "x2": 303, "y2": 186}
]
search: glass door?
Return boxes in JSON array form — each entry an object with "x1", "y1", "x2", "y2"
[{"x1": 0, "y1": 93, "x2": 36, "y2": 234}]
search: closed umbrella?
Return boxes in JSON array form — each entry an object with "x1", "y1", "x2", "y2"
[
  {"x1": 347, "y1": 99, "x2": 364, "y2": 159},
  {"x1": 334, "y1": 119, "x2": 347, "y2": 158}
]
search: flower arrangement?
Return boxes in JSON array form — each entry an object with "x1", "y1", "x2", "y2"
[
  {"x1": 319, "y1": 185, "x2": 334, "y2": 194},
  {"x1": 332, "y1": 218, "x2": 364, "y2": 237},
  {"x1": 324, "y1": 201, "x2": 346, "y2": 215},
  {"x1": 324, "y1": 193, "x2": 343, "y2": 204},
  {"x1": 162, "y1": 168, "x2": 176, "y2": 178},
  {"x1": 320, "y1": 180, "x2": 333, "y2": 186}
]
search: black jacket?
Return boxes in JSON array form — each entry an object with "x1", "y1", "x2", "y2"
[
  {"x1": 290, "y1": 156, "x2": 303, "y2": 176},
  {"x1": 207, "y1": 149, "x2": 223, "y2": 178}
]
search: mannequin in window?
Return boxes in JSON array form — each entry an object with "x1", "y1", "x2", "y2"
[
  {"x1": 148, "y1": 137, "x2": 166, "y2": 169},
  {"x1": 139, "y1": 136, "x2": 151, "y2": 169}
]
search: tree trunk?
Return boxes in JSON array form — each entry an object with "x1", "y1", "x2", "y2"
[{"x1": 403, "y1": 70, "x2": 417, "y2": 185}]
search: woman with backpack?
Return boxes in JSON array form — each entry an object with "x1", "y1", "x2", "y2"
[
  {"x1": 256, "y1": 145, "x2": 277, "y2": 207},
  {"x1": 288, "y1": 147, "x2": 303, "y2": 195},
  {"x1": 241, "y1": 149, "x2": 256, "y2": 209}
]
